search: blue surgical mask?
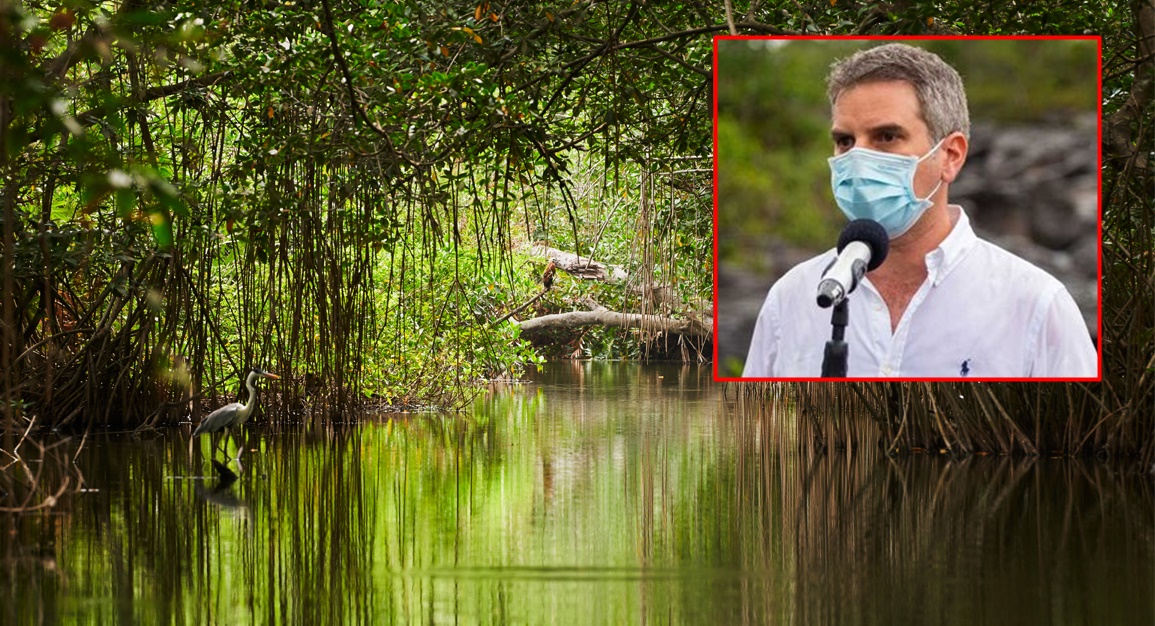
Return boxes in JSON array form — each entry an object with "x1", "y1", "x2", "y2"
[{"x1": 828, "y1": 139, "x2": 945, "y2": 238}]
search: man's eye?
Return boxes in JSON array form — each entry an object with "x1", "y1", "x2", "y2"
[
  {"x1": 834, "y1": 136, "x2": 854, "y2": 150},
  {"x1": 879, "y1": 132, "x2": 897, "y2": 143}
]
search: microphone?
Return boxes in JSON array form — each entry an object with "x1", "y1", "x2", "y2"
[{"x1": 816, "y1": 219, "x2": 889, "y2": 308}]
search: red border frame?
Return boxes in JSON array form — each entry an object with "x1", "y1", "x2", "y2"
[{"x1": 712, "y1": 35, "x2": 1104, "y2": 383}]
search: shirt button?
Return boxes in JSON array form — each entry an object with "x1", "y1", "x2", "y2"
[{"x1": 882, "y1": 365, "x2": 893, "y2": 375}]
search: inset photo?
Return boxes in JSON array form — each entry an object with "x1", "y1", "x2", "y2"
[{"x1": 713, "y1": 37, "x2": 1101, "y2": 381}]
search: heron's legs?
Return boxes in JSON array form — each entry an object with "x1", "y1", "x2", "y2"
[
  {"x1": 208, "y1": 429, "x2": 233, "y2": 462},
  {"x1": 227, "y1": 428, "x2": 245, "y2": 461}
]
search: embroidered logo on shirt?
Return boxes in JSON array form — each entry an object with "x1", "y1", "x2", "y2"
[{"x1": 960, "y1": 358, "x2": 972, "y2": 377}]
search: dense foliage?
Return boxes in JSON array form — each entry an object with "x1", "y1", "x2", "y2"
[{"x1": 1, "y1": 0, "x2": 724, "y2": 426}]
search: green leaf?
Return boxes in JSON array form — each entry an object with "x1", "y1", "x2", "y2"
[{"x1": 115, "y1": 189, "x2": 136, "y2": 217}]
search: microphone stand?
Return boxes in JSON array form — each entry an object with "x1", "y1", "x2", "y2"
[
  {"x1": 821, "y1": 298, "x2": 849, "y2": 377},
  {"x1": 816, "y1": 219, "x2": 888, "y2": 378}
]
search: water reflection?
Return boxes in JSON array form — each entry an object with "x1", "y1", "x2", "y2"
[
  {"x1": 2, "y1": 363, "x2": 1152, "y2": 625},
  {"x1": 193, "y1": 466, "x2": 244, "y2": 509}
]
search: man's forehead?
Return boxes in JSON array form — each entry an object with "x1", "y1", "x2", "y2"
[
  {"x1": 832, "y1": 78, "x2": 920, "y2": 103},
  {"x1": 830, "y1": 80, "x2": 928, "y2": 132}
]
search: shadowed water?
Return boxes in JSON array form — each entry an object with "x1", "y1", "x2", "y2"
[{"x1": 3, "y1": 363, "x2": 1152, "y2": 624}]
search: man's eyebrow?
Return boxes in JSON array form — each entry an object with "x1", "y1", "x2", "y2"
[
  {"x1": 868, "y1": 123, "x2": 908, "y2": 136},
  {"x1": 830, "y1": 124, "x2": 910, "y2": 140}
]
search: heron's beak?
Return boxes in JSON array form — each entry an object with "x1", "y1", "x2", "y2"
[{"x1": 263, "y1": 372, "x2": 281, "y2": 380}]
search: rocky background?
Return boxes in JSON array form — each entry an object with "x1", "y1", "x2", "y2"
[{"x1": 716, "y1": 116, "x2": 1100, "y2": 375}]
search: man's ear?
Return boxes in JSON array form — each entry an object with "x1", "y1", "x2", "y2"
[{"x1": 941, "y1": 131, "x2": 969, "y2": 183}]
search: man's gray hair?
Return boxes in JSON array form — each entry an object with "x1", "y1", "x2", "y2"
[{"x1": 827, "y1": 43, "x2": 970, "y2": 141}]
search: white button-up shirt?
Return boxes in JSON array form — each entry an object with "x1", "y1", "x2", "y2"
[{"x1": 742, "y1": 207, "x2": 1098, "y2": 379}]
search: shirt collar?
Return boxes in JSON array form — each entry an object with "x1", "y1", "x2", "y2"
[{"x1": 925, "y1": 204, "x2": 977, "y2": 287}]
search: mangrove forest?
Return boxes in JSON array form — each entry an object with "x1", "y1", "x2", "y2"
[{"x1": 1, "y1": 0, "x2": 1152, "y2": 467}]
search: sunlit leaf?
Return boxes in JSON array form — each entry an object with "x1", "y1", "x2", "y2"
[{"x1": 149, "y1": 211, "x2": 173, "y2": 249}]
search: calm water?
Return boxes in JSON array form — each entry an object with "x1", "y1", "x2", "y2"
[{"x1": 3, "y1": 363, "x2": 1152, "y2": 625}]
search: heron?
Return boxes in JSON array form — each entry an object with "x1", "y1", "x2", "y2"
[{"x1": 192, "y1": 367, "x2": 280, "y2": 460}]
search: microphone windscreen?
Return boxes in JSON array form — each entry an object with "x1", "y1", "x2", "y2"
[{"x1": 837, "y1": 219, "x2": 889, "y2": 271}]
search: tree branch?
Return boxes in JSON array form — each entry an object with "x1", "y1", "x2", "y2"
[
  {"x1": 724, "y1": 0, "x2": 739, "y2": 35},
  {"x1": 513, "y1": 21, "x2": 796, "y2": 97},
  {"x1": 318, "y1": 0, "x2": 403, "y2": 161},
  {"x1": 492, "y1": 288, "x2": 549, "y2": 327}
]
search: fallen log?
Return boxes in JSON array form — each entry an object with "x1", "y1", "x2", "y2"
[
  {"x1": 527, "y1": 245, "x2": 706, "y2": 309},
  {"x1": 528, "y1": 245, "x2": 629, "y2": 283},
  {"x1": 514, "y1": 310, "x2": 712, "y2": 337}
]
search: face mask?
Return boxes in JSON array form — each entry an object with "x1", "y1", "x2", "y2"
[{"x1": 828, "y1": 139, "x2": 945, "y2": 239}]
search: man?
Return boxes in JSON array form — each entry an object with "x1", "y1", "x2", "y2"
[{"x1": 742, "y1": 43, "x2": 1097, "y2": 378}]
